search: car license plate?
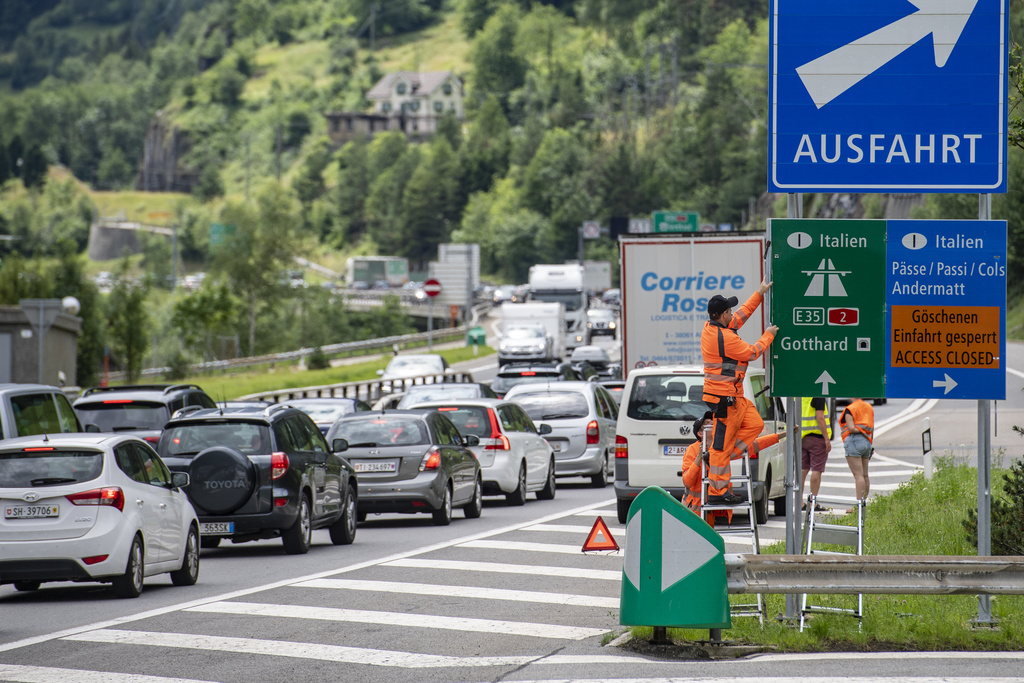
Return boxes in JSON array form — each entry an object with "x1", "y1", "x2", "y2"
[
  {"x1": 663, "y1": 446, "x2": 687, "y2": 455},
  {"x1": 5, "y1": 505, "x2": 59, "y2": 519},
  {"x1": 200, "y1": 522, "x2": 234, "y2": 535},
  {"x1": 354, "y1": 461, "x2": 397, "y2": 473}
]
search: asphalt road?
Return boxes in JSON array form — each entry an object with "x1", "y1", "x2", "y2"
[{"x1": 1, "y1": 327, "x2": 1021, "y2": 682}]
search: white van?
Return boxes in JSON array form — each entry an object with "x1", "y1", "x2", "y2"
[{"x1": 612, "y1": 365, "x2": 787, "y2": 524}]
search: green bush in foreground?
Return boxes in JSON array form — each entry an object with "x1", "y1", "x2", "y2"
[
  {"x1": 654, "y1": 455, "x2": 1024, "y2": 651},
  {"x1": 965, "y1": 457, "x2": 1024, "y2": 556}
]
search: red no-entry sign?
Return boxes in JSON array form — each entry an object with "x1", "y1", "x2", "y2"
[{"x1": 422, "y1": 278, "x2": 442, "y2": 298}]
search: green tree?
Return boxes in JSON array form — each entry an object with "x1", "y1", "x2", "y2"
[
  {"x1": 106, "y1": 259, "x2": 150, "y2": 384},
  {"x1": 469, "y1": 5, "x2": 528, "y2": 116},
  {"x1": 521, "y1": 127, "x2": 590, "y2": 258},
  {"x1": 459, "y1": 95, "x2": 510, "y2": 205},
  {"x1": 170, "y1": 280, "x2": 238, "y2": 361},
  {"x1": 330, "y1": 139, "x2": 370, "y2": 245},
  {"x1": 400, "y1": 137, "x2": 459, "y2": 266},
  {"x1": 214, "y1": 181, "x2": 305, "y2": 355},
  {"x1": 365, "y1": 146, "x2": 421, "y2": 255}
]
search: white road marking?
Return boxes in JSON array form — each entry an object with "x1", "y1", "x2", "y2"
[
  {"x1": 750, "y1": 651, "x2": 1024, "y2": 663},
  {"x1": 0, "y1": 665, "x2": 212, "y2": 683},
  {"x1": 186, "y1": 601, "x2": 605, "y2": 640},
  {"x1": 820, "y1": 469, "x2": 919, "y2": 478},
  {"x1": 523, "y1": 523, "x2": 610, "y2": 533},
  {"x1": 0, "y1": 497, "x2": 615, "y2": 654},
  {"x1": 1007, "y1": 367, "x2": 1024, "y2": 380},
  {"x1": 512, "y1": 678, "x2": 1024, "y2": 682},
  {"x1": 295, "y1": 578, "x2": 619, "y2": 608},
  {"x1": 384, "y1": 558, "x2": 620, "y2": 580},
  {"x1": 459, "y1": 539, "x2": 623, "y2": 555},
  {"x1": 64, "y1": 629, "x2": 535, "y2": 669}
]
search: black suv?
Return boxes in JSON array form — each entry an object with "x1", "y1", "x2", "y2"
[
  {"x1": 156, "y1": 404, "x2": 357, "y2": 554},
  {"x1": 73, "y1": 384, "x2": 217, "y2": 444},
  {"x1": 490, "y1": 363, "x2": 580, "y2": 398}
]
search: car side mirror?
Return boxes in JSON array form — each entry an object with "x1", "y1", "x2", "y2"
[
  {"x1": 538, "y1": 423, "x2": 552, "y2": 435},
  {"x1": 171, "y1": 471, "x2": 189, "y2": 489},
  {"x1": 376, "y1": 369, "x2": 384, "y2": 377},
  {"x1": 588, "y1": 375, "x2": 599, "y2": 382},
  {"x1": 332, "y1": 438, "x2": 349, "y2": 453},
  {"x1": 85, "y1": 423, "x2": 101, "y2": 433},
  {"x1": 463, "y1": 434, "x2": 480, "y2": 446}
]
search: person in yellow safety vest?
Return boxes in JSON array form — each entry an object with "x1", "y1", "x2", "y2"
[
  {"x1": 840, "y1": 398, "x2": 875, "y2": 507},
  {"x1": 682, "y1": 412, "x2": 784, "y2": 528},
  {"x1": 700, "y1": 282, "x2": 778, "y2": 504},
  {"x1": 800, "y1": 396, "x2": 831, "y2": 511}
]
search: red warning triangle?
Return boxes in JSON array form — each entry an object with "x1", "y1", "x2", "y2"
[{"x1": 582, "y1": 516, "x2": 619, "y2": 552}]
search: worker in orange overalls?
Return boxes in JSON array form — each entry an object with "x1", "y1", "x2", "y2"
[
  {"x1": 701, "y1": 282, "x2": 778, "y2": 504},
  {"x1": 682, "y1": 411, "x2": 783, "y2": 527},
  {"x1": 840, "y1": 398, "x2": 875, "y2": 504}
]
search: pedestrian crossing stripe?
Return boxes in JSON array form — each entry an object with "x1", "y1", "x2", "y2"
[
  {"x1": 186, "y1": 601, "x2": 606, "y2": 640},
  {"x1": 582, "y1": 516, "x2": 619, "y2": 552}
]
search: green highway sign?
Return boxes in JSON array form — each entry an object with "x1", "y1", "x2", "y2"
[
  {"x1": 620, "y1": 487, "x2": 730, "y2": 629},
  {"x1": 652, "y1": 211, "x2": 699, "y2": 233},
  {"x1": 769, "y1": 219, "x2": 886, "y2": 398}
]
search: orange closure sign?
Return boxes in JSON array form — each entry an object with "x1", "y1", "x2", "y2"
[
  {"x1": 890, "y1": 305, "x2": 1000, "y2": 369},
  {"x1": 582, "y1": 516, "x2": 619, "y2": 552}
]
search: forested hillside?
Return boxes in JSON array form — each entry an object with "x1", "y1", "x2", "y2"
[{"x1": 1, "y1": 0, "x2": 1022, "y2": 383}]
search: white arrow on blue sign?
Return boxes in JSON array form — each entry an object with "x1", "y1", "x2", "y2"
[{"x1": 769, "y1": 0, "x2": 1008, "y2": 193}]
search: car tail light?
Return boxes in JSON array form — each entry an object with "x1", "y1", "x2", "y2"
[
  {"x1": 274, "y1": 497, "x2": 288, "y2": 507},
  {"x1": 143, "y1": 435, "x2": 160, "y2": 444},
  {"x1": 419, "y1": 449, "x2": 441, "y2": 471},
  {"x1": 520, "y1": 371, "x2": 536, "y2": 376},
  {"x1": 82, "y1": 554, "x2": 108, "y2": 565},
  {"x1": 483, "y1": 410, "x2": 510, "y2": 450},
  {"x1": 23, "y1": 447, "x2": 55, "y2": 452},
  {"x1": 615, "y1": 435, "x2": 628, "y2": 458},
  {"x1": 586, "y1": 420, "x2": 599, "y2": 445},
  {"x1": 271, "y1": 452, "x2": 289, "y2": 480},
  {"x1": 67, "y1": 487, "x2": 125, "y2": 512},
  {"x1": 103, "y1": 399, "x2": 133, "y2": 404}
]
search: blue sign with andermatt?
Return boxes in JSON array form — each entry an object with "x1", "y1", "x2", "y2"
[
  {"x1": 886, "y1": 220, "x2": 1006, "y2": 400},
  {"x1": 769, "y1": 0, "x2": 1008, "y2": 193}
]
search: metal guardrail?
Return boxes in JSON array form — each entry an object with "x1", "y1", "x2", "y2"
[
  {"x1": 237, "y1": 371, "x2": 477, "y2": 404},
  {"x1": 109, "y1": 327, "x2": 468, "y2": 382},
  {"x1": 726, "y1": 554, "x2": 1024, "y2": 595}
]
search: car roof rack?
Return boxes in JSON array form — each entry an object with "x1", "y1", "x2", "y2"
[
  {"x1": 80, "y1": 384, "x2": 173, "y2": 397},
  {"x1": 263, "y1": 404, "x2": 291, "y2": 418},
  {"x1": 163, "y1": 384, "x2": 204, "y2": 394}
]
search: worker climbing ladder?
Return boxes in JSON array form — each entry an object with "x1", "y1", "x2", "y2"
[
  {"x1": 699, "y1": 423, "x2": 763, "y2": 623},
  {"x1": 800, "y1": 494, "x2": 866, "y2": 631}
]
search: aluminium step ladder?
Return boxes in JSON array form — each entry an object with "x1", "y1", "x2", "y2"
[
  {"x1": 800, "y1": 494, "x2": 866, "y2": 631},
  {"x1": 699, "y1": 423, "x2": 763, "y2": 624}
]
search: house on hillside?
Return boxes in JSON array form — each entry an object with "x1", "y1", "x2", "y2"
[{"x1": 325, "y1": 70, "x2": 464, "y2": 145}]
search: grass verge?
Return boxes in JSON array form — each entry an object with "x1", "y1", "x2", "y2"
[
  {"x1": 645, "y1": 454, "x2": 1024, "y2": 651},
  {"x1": 165, "y1": 345, "x2": 495, "y2": 400}
]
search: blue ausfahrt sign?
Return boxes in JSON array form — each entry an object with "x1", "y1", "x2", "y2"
[
  {"x1": 886, "y1": 220, "x2": 1006, "y2": 400},
  {"x1": 768, "y1": 0, "x2": 1008, "y2": 193}
]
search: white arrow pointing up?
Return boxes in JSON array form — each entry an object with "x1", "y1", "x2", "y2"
[
  {"x1": 933, "y1": 373, "x2": 958, "y2": 394},
  {"x1": 815, "y1": 370, "x2": 836, "y2": 395},
  {"x1": 796, "y1": 0, "x2": 979, "y2": 109}
]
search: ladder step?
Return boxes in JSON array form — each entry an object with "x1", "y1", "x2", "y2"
[
  {"x1": 701, "y1": 504, "x2": 752, "y2": 511},
  {"x1": 807, "y1": 549, "x2": 857, "y2": 556}
]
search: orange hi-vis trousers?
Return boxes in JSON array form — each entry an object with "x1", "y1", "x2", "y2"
[{"x1": 707, "y1": 396, "x2": 764, "y2": 496}]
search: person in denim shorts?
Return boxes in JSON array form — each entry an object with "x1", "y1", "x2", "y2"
[{"x1": 840, "y1": 398, "x2": 875, "y2": 509}]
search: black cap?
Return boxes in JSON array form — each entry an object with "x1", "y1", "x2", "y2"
[
  {"x1": 692, "y1": 410, "x2": 713, "y2": 439},
  {"x1": 707, "y1": 294, "x2": 738, "y2": 318}
]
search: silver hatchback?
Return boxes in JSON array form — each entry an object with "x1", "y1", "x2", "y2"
[{"x1": 503, "y1": 381, "x2": 618, "y2": 488}]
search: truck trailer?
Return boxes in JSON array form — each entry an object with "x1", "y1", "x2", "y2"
[{"x1": 619, "y1": 235, "x2": 766, "y2": 376}]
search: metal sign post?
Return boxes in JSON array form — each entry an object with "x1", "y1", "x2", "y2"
[{"x1": 422, "y1": 278, "x2": 442, "y2": 351}]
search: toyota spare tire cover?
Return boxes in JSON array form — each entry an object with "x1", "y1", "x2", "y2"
[{"x1": 188, "y1": 447, "x2": 255, "y2": 514}]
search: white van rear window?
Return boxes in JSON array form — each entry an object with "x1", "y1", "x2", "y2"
[{"x1": 626, "y1": 375, "x2": 706, "y2": 421}]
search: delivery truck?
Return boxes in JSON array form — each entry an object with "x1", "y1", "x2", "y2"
[
  {"x1": 499, "y1": 302, "x2": 566, "y2": 363},
  {"x1": 527, "y1": 264, "x2": 588, "y2": 352},
  {"x1": 619, "y1": 235, "x2": 766, "y2": 376}
]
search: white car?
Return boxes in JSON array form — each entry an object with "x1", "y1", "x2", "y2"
[
  {"x1": 497, "y1": 324, "x2": 553, "y2": 365},
  {"x1": 407, "y1": 399, "x2": 556, "y2": 505},
  {"x1": 504, "y1": 381, "x2": 618, "y2": 488},
  {"x1": 612, "y1": 365, "x2": 787, "y2": 525},
  {"x1": 0, "y1": 433, "x2": 200, "y2": 598},
  {"x1": 377, "y1": 354, "x2": 451, "y2": 393}
]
